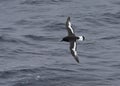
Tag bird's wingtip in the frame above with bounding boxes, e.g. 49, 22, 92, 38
67, 16, 70, 21
74, 56, 79, 63
76, 59, 79, 63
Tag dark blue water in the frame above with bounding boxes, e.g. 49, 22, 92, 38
0, 0, 120, 86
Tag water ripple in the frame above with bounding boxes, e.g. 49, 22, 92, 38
0, 35, 18, 43
0, 35, 42, 47
0, 66, 75, 79
0, 27, 15, 31
0, 66, 103, 86
21, 0, 71, 5
15, 19, 33, 26
43, 22, 65, 31
100, 12, 120, 24
23, 34, 57, 41
0, 0, 120, 86
83, 17, 105, 26
100, 35, 120, 40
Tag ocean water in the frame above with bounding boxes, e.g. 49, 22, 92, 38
0, 0, 120, 86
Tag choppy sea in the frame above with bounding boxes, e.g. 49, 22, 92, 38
0, 0, 120, 86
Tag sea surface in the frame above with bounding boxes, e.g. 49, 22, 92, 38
0, 0, 120, 86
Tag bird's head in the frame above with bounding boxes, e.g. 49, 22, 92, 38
78, 36, 85, 41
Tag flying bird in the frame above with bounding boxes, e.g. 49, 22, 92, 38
61, 17, 85, 63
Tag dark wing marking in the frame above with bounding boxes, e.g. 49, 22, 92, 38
66, 17, 75, 36
70, 41, 79, 63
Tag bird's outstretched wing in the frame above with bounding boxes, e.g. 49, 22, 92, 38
66, 17, 75, 36
70, 41, 79, 63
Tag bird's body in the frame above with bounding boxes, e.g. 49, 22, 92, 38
62, 36, 79, 42
61, 17, 85, 63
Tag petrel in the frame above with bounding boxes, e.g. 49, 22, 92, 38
61, 17, 85, 63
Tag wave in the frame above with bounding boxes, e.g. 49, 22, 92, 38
0, 27, 14, 31
100, 12, 120, 24
0, 66, 75, 79
23, 34, 58, 41
20, 0, 71, 5
0, 35, 36, 46
43, 21, 65, 30
100, 35, 120, 40
2, 66, 102, 86
15, 19, 33, 26
0, 35, 19, 43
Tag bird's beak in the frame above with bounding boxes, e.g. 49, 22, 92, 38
83, 36, 85, 40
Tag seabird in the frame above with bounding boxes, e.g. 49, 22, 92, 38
61, 17, 85, 63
